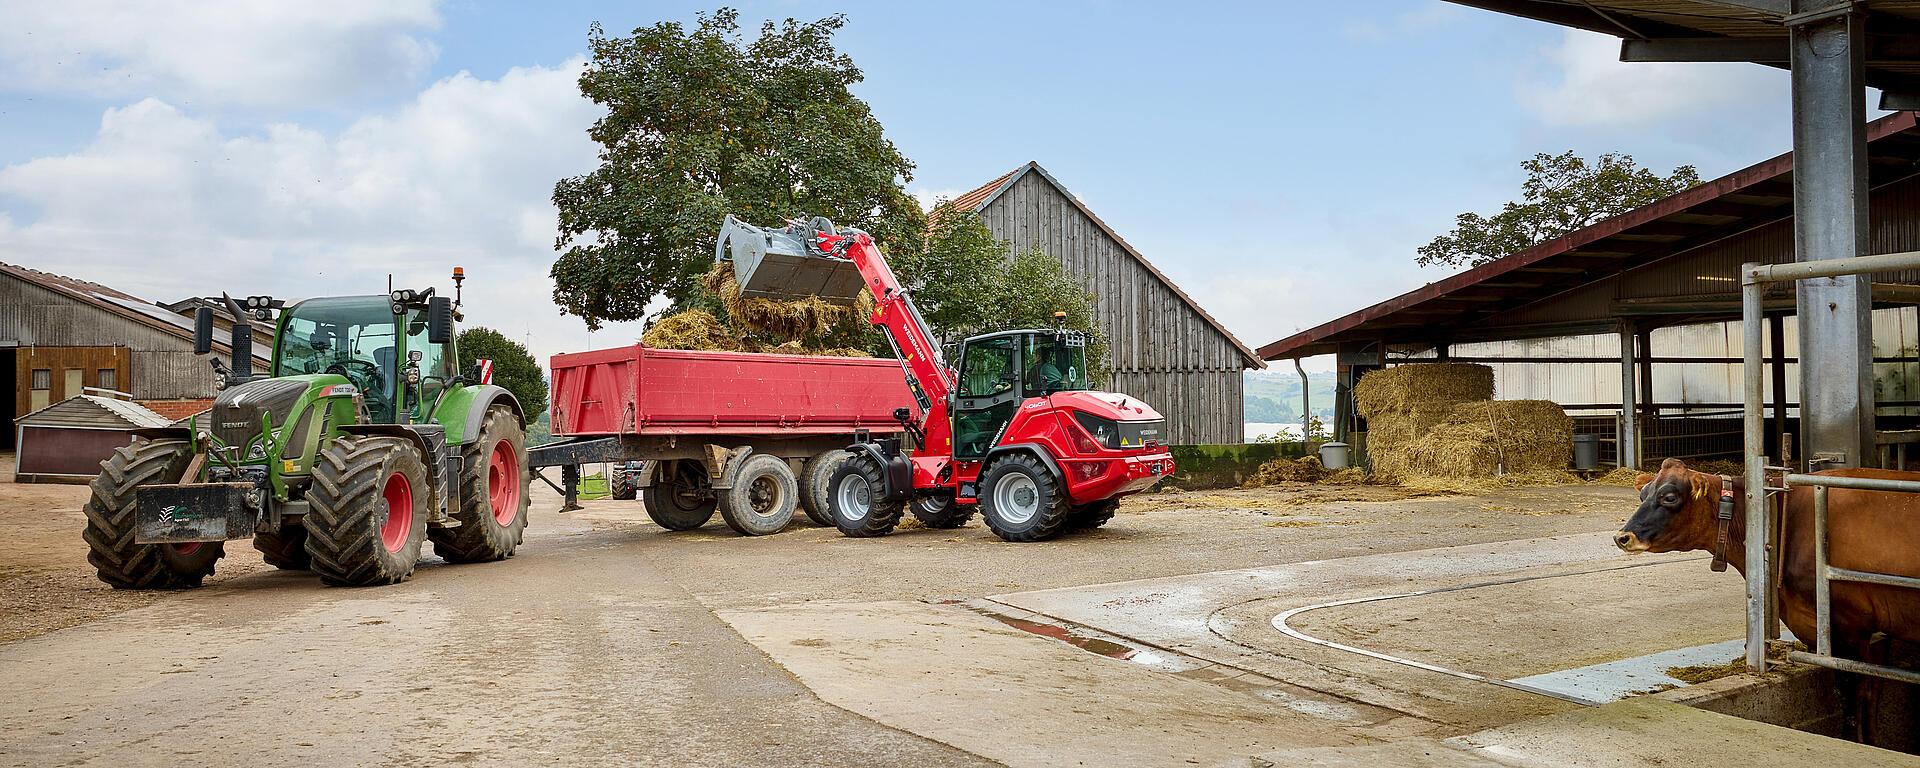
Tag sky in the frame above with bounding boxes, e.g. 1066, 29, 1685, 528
0, 1, 1815, 371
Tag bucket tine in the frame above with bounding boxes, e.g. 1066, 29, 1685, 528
716, 215, 865, 305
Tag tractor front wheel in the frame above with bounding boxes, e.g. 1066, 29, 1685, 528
430, 405, 530, 563
979, 452, 1072, 542
82, 438, 226, 589
827, 454, 903, 538
304, 436, 428, 587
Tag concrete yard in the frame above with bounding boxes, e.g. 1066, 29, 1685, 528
0, 459, 1901, 767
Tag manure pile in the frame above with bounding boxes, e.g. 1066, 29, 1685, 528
641, 263, 873, 355
1355, 363, 1574, 487
1242, 455, 1366, 487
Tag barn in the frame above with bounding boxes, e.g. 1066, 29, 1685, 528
942, 162, 1264, 444
1, 262, 269, 452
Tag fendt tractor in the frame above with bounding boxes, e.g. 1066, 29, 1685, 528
715, 215, 1176, 542
82, 269, 531, 588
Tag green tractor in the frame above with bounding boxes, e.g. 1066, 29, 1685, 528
82, 269, 531, 588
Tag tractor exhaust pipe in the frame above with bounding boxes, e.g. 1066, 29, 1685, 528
221, 293, 254, 382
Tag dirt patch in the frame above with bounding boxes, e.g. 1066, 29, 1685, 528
1128, 485, 1445, 513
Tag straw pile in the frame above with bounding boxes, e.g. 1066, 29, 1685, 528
702, 262, 873, 339
1405, 400, 1573, 479
1242, 456, 1369, 487
1354, 364, 1495, 480
640, 310, 742, 352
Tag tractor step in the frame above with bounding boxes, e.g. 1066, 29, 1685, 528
715, 215, 865, 305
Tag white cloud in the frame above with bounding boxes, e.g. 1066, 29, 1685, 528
0, 58, 653, 366
0, 0, 442, 107
1519, 29, 1786, 127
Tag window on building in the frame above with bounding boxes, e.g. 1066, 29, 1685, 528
30, 369, 50, 390
96, 368, 117, 390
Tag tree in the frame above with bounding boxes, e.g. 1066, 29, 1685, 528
551, 9, 923, 329
1416, 151, 1700, 269
457, 327, 549, 422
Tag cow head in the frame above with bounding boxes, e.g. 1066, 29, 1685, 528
1614, 458, 1723, 553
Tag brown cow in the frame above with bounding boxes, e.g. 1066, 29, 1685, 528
1614, 458, 1920, 658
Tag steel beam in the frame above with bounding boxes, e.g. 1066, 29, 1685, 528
1742, 265, 1771, 671
1619, 320, 1640, 469
1790, 7, 1874, 469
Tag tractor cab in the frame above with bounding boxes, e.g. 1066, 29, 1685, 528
272, 294, 455, 424
951, 326, 1091, 458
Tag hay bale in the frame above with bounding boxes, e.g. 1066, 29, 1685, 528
1404, 400, 1573, 479
640, 310, 742, 352
1353, 364, 1495, 480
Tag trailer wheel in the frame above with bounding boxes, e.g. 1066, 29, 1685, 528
979, 452, 1071, 542
798, 450, 848, 526
253, 527, 311, 570
1068, 499, 1120, 530
827, 454, 903, 537
717, 454, 798, 536
304, 436, 428, 587
82, 438, 227, 589
643, 461, 717, 531
430, 405, 530, 563
910, 496, 972, 529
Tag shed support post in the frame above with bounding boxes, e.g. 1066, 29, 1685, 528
1619, 320, 1640, 469
1790, 5, 1874, 469
1769, 314, 1790, 463
1636, 328, 1654, 419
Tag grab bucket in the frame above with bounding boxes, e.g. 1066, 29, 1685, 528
715, 215, 865, 305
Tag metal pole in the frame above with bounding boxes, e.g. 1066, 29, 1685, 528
1814, 484, 1831, 657
1295, 357, 1311, 443
1620, 320, 1640, 469
1769, 314, 1789, 463
1742, 263, 1770, 672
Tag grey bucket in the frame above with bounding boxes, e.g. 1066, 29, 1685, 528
1319, 442, 1352, 471
715, 214, 866, 305
1573, 434, 1601, 471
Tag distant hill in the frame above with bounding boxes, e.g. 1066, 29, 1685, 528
1244, 369, 1336, 423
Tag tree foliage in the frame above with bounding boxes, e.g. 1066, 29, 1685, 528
1417, 151, 1700, 269
456, 327, 549, 422
551, 8, 923, 329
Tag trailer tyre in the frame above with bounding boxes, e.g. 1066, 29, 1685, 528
799, 450, 848, 526
430, 405, 530, 563
910, 496, 972, 529
717, 454, 798, 536
979, 452, 1071, 542
82, 438, 227, 589
253, 527, 311, 570
304, 436, 428, 587
643, 461, 717, 531
827, 454, 903, 537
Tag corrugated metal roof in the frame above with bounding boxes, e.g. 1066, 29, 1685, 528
19, 395, 174, 429
0, 261, 271, 363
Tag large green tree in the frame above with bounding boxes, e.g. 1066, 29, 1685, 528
456, 327, 549, 422
551, 9, 923, 329
1417, 151, 1700, 269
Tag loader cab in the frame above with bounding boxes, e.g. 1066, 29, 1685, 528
951, 329, 1091, 458
272, 295, 455, 424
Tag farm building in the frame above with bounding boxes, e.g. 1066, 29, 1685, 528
1, 262, 269, 451
941, 162, 1264, 444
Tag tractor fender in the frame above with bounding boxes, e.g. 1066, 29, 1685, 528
984, 443, 1065, 486
844, 441, 912, 501
441, 384, 524, 446
337, 424, 453, 516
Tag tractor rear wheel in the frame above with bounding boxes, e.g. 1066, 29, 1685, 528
717, 454, 798, 536
430, 405, 530, 563
979, 452, 1071, 542
643, 461, 717, 531
253, 527, 311, 569
827, 454, 903, 537
798, 449, 847, 526
910, 496, 972, 529
82, 438, 226, 589
1068, 499, 1120, 530
304, 436, 428, 587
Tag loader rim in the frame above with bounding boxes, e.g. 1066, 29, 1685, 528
488, 439, 521, 525
993, 474, 1040, 525
837, 474, 872, 522
380, 471, 414, 554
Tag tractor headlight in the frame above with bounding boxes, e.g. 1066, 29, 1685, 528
1072, 412, 1122, 451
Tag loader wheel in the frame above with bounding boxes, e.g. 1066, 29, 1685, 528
253, 527, 311, 570
717, 454, 798, 536
82, 438, 227, 589
643, 461, 717, 531
827, 454, 903, 537
910, 496, 972, 529
979, 452, 1071, 542
430, 405, 530, 563
304, 436, 428, 587
1068, 499, 1120, 530
798, 450, 848, 526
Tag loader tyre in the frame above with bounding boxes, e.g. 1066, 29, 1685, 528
979, 452, 1071, 542
827, 454, 903, 537
643, 461, 717, 531
799, 450, 848, 526
304, 436, 428, 587
430, 405, 529, 563
83, 438, 226, 589
910, 496, 972, 529
717, 454, 798, 536
253, 527, 311, 569
1068, 499, 1120, 530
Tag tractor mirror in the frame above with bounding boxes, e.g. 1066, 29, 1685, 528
193, 307, 214, 355
427, 296, 453, 345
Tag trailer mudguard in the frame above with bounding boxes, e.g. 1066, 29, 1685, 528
846, 440, 913, 501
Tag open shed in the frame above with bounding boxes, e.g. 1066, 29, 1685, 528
14, 395, 174, 483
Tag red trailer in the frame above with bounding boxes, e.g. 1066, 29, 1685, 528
530, 344, 910, 536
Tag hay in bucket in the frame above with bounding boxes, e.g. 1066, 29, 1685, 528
1353, 363, 1495, 481
640, 309, 741, 352
703, 262, 873, 340
1404, 399, 1573, 479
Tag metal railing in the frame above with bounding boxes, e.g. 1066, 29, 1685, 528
1742, 250, 1920, 681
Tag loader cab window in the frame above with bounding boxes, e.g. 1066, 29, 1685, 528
954, 336, 1020, 459
274, 296, 398, 422
958, 337, 1016, 397
1023, 333, 1089, 397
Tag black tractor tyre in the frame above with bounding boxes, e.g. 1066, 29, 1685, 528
798, 450, 847, 526
643, 461, 717, 531
717, 454, 799, 536
910, 496, 973, 529
609, 464, 639, 501
253, 527, 312, 570
430, 405, 530, 563
978, 452, 1072, 543
82, 438, 227, 589
304, 436, 429, 587
827, 454, 904, 538
1068, 499, 1120, 530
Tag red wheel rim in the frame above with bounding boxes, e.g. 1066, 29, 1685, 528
488, 440, 521, 525
380, 470, 414, 553
169, 542, 202, 556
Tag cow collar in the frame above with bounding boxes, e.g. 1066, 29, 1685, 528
1711, 474, 1737, 573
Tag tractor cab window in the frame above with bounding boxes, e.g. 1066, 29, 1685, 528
275, 297, 398, 422
1023, 333, 1089, 397
402, 308, 451, 419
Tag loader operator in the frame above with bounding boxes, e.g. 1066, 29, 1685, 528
1027, 342, 1071, 394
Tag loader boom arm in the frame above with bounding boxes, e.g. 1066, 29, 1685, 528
810, 227, 956, 455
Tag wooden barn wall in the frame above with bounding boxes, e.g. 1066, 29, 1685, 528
0, 276, 213, 401
978, 172, 1246, 444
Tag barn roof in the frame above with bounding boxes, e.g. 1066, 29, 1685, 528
0, 261, 270, 363
936, 162, 1264, 367
1259, 110, 1920, 360
19, 395, 175, 430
